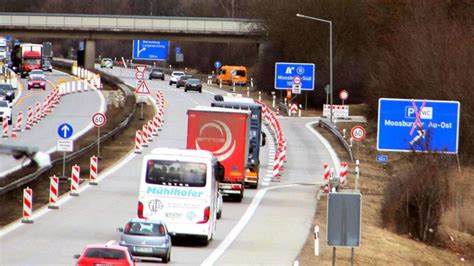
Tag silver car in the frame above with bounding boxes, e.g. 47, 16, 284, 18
118, 218, 171, 263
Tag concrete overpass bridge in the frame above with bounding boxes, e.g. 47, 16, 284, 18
0, 13, 265, 68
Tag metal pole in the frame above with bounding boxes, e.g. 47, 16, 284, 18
305, 91, 308, 110
140, 102, 144, 120
351, 248, 355, 266
332, 247, 336, 266
329, 21, 333, 124
62, 151, 66, 178
97, 127, 101, 160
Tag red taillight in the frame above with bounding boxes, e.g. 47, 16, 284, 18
137, 201, 144, 218
231, 184, 241, 190
197, 206, 210, 224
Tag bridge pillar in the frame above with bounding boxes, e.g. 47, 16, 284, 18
256, 42, 268, 65
84, 39, 96, 70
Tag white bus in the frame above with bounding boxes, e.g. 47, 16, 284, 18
137, 148, 224, 245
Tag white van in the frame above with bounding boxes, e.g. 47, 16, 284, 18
137, 148, 224, 245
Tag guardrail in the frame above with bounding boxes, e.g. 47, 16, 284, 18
0, 73, 136, 195
0, 13, 259, 34
318, 118, 354, 163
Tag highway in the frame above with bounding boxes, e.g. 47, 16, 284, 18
0, 70, 105, 177
0, 66, 339, 265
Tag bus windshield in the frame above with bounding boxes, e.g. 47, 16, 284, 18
146, 160, 207, 187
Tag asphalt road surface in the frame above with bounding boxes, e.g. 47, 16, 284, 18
0, 65, 339, 265
0, 70, 105, 177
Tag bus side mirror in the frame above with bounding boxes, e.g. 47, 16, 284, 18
261, 132, 266, 147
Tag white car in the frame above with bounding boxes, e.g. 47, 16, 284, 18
169, 71, 185, 86
29, 69, 45, 80
0, 100, 12, 125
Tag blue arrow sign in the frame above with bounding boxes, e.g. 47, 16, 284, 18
175, 47, 181, 54
275, 62, 315, 91
376, 155, 388, 164
57, 123, 74, 139
132, 40, 169, 61
214, 61, 222, 69
377, 98, 460, 153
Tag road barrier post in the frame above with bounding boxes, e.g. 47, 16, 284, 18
343, 128, 346, 139
90, 155, 98, 185
299, 104, 302, 117
340, 162, 347, 185
135, 130, 142, 154
314, 225, 320, 256
251, 77, 254, 88
258, 91, 261, 101
70, 164, 80, 196
272, 95, 276, 108
26, 106, 33, 130
21, 187, 33, 223
48, 175, 59, 209
2, 117, 8, 138
141, 126, 149, 148
247, 86, 250, 97
232, 82, 236, 92
15, 112, 23, 132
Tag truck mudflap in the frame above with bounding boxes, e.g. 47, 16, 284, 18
219, 183, 244, 201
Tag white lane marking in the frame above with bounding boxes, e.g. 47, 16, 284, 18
200, 184, 300, 266
105, 240, 116, 246
261, 182, 269, 186
0, 75, 107, 177
263, 177, 271, 181
305, 121, 340, 176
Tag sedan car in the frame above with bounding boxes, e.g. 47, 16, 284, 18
27, 76, 46, 90
184, 78, 202, 93
42, 60, 53, 72
101, 58, 114, 69
74, 244, 135, 266
169, 71, 185, 85
29, 69, 45, 80
149, 68, 165, 80
0, 84, 15, 102
176, 75, 193, 88
118, 218, 171, 263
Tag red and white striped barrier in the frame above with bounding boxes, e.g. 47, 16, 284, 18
34, 102, 41, 124
148, 120, 158, 137
90, 155, 98, 185
49, 175, 59, 209
14, 112, 23, 132
153, 115, 162, 131
2, 117, 8, 138
70, 164, 80, 196
21, 187, 33, 223
289, 103, 298, 116
141, 125, 149, 147
340, 162, 347, 185
26, 106, 33, 130
323, 163, 330, 193
134, 130, 142, 154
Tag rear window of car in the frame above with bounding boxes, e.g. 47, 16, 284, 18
152, 69, 163, 73
84, 248, 126, 259
187, 79, 200, 84
0, 84, 12, 90
173, 72, 185, 76
124, 221, 166, 236
30, 70, 43, 75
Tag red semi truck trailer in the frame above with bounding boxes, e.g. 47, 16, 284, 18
187, 106, 250, 202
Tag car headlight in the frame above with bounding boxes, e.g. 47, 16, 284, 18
119, 240, 127, 245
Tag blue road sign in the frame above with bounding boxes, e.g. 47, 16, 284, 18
57, 123, 74, 139
376, 155, 388, 164
132, 40, 169, 60
78, 41, 84, 51
5, 36, 11, 41
175, 47, 181, 54
214, 61, 222, 69
377, 98, 460, 153
275, 62, 315, 91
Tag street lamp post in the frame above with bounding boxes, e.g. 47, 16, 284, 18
296, 13, 334, 123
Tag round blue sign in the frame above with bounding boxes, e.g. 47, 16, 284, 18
57, 123, 74, 139
214, 61, 222, 69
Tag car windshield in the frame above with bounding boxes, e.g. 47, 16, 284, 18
146, 160, 207, 187
180, 76, 191, 81
0, 84, 12, 90
30, 70, 43, 75
0, 101, 9, 107
173, 72, 185, 76
124, 221, 166, 237
84, 248, 126, 259
187, 79, 200, 85
31, 77, 44, 81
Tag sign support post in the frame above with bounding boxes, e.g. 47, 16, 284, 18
62, 151, 66, 179
92, 113, 107, 160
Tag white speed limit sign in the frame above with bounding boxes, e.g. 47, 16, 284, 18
92, 113, 107, 128
351, 126, 366, 141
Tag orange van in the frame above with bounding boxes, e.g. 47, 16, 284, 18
217, 66, 248, 86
